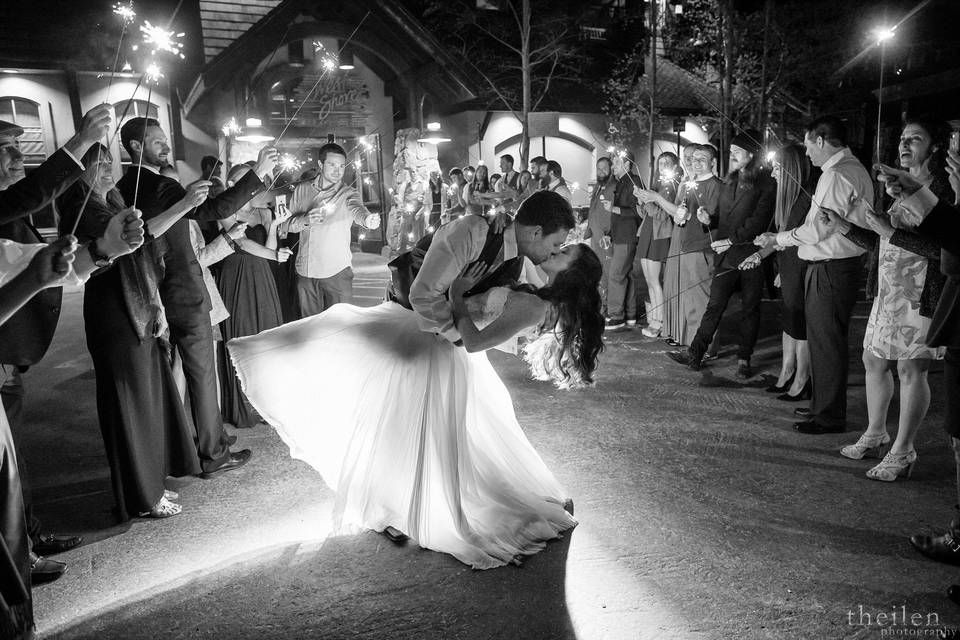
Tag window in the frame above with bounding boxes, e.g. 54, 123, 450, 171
112, 99, 160, 164
0, 97, 46, 168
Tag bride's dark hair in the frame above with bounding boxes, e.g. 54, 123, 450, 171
515, 244, 605, 388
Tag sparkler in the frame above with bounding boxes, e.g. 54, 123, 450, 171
140, 21, 186, 59
113, 1, 136, 25
279, 154, 301, 174
222, 117, 242, 137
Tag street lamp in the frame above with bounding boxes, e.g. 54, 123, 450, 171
235, 117, 275, 143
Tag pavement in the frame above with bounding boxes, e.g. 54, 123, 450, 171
14, 251, 960, 640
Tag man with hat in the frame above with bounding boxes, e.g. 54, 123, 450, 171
667, 129, 776, 378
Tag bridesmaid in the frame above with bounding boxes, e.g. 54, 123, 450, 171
216, 164, 291, 429
58, 144, 204, 520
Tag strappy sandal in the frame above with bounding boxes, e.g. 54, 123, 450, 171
139, 496, 182, 519
163, 489, 179, 501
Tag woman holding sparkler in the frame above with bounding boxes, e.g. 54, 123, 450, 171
636, 152, 679, 337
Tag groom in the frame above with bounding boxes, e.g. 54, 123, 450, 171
409, 189, 575, 344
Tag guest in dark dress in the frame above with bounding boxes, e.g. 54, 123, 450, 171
216, 164, 291, 428
59, 144, 205, 521
740, 143, 814, 400
636, 152, 678, 337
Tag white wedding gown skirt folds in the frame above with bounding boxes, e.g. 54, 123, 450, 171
228, 288, 576, 569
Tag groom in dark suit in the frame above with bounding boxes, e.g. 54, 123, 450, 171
117, 117, 277, 478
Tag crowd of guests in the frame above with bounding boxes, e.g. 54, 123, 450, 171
0, 106, 380, 638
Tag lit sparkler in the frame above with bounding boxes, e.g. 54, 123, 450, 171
222, 117, 242, 137
765, 151, 777, 163
144, 62, 164, 84
113, 1, 136, 25
661, 169, 676, 183
140, 21, 186, 59
279, 154, 301, 173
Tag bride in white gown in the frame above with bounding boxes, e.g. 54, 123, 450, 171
228, 243, 604, 569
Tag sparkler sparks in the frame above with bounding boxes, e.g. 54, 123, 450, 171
279, 154, 301, 173
222, 117, 242, 137
113, 1, 136, 25
661, 169, 676, 183
140, 21, 186, 59
144, 62, 164, 84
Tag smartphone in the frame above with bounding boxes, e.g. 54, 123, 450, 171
950, 131, 959, 154
275, 194, 288, 219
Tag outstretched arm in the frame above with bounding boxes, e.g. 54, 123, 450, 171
450, 268, 546, 353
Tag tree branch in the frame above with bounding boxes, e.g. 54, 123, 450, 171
530, 53, 559, 111
469, 17, 522, 56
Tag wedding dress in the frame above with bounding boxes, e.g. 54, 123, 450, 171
228, 287, 576, 569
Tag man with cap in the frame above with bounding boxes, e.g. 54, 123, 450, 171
666, 129, 776, 378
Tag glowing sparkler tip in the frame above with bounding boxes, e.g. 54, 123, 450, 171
140, 20, 185, 58
144, 62, 164, 84
113, 1, 136, 25
661, 169, 676, 182
766, 151, 777, 163
606, 145, 616, 153
570, 181, 580, 190
279, 154, 301, 173
222, 117, 242, 137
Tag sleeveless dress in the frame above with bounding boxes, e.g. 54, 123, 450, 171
227, 287, 577, 569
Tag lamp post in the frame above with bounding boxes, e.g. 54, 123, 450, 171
873, 25, 896, 162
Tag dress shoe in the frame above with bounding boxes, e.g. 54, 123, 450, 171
910, 530, 960, 565
605, 318, 625, 331
794, 420, 845, 434
840, 431, 891, 460
736, 359, 752, 379
778, 380, 812, 402
200, 449, 252, 479
702, 351, 719, 363
383, 525, 409, 543
866, 450, 917, 482
666, 350, 702, 371
30, 552, 66, 584
33, 533, 82, 556
794, 407, 811, 417
765, 374, 795, 393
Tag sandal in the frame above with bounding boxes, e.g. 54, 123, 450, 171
139, 496, 182, 519
163, 489, 179, 501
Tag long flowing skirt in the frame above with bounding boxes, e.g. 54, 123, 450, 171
663, 248, 712, 346
228, 302, 576, 569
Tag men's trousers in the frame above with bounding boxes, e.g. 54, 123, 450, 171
689, 262, 763, 361
804, 257, 860, 428
168, 315, 230, 473
607, 241, 638, 322
297, 267, 354, 318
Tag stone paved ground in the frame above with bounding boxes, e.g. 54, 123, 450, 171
16, 253, 960, 640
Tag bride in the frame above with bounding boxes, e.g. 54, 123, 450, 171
228, 242, 604, 569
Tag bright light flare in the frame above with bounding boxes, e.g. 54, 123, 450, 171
279, 154, 301, 173
222, 117, 242, 137
144, 62, 164, 84
140, 21, 186, 59
661, 169, 676, 182
113, 1, 136, 25
606, 145, 616, 153
874, 26, 896, 44
765, 151, 777, 163
570, 181, 580, 190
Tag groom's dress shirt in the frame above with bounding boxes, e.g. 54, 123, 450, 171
410, 215, 517, 343
774, 148, 873, 261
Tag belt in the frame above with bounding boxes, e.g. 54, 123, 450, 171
803, 255, 860, 264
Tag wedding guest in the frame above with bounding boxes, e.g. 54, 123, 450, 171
117, 116, 271, 477
59, 144, 206, 520
756, 116, 874, 434
836, 117, 950, 480
635, 152, 678, 338
445, 168, 466, 221
584, 157, 616, 317
282, 142, 380, 317
465, 164, 494, 217
544, 160, 572, 204
606, 150, 642, 330
428, 169, 445, 230
739, 143, 813, 401
666, 130, 776, 378
216, 164, 292, 429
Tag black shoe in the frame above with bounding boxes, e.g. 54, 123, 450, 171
948, 585, 960, 606
794, 407, 811, 417
911, 530, 960, 566
383, 526, 408, 544
30, 552, 66, 585
765, 374, 795, 393
200, 449, 252, 479
736, 360, 752, 379
778, 380, 812, 402
794, 420, 845, 434
33, 533, 82, 556
605, 318, 625, 331
666, 350, 702, 371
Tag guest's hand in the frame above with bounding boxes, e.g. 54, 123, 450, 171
601, 198, 612, 212
182, 180, 211, 210
738, 252, 762, 270
253, 147, 279, 182
226, 221, 248, 241
634, 188, 657, 204
364, 213, 381, 229
450, 262, 489, 300
30, 236, 78, 285
875, 163, 923, 199
76, 105, 112, 146
308, 205, 329, 225
711, 239, 732, 254
273, 203, 292, 226
275, 247, 293, 263
754, 232, 778, 249
673, 204, 689, 226
865, 211, 895, 239
490, 209, 509, 234
947, 149, 960, 204
97, 207, 144, 259
774, 273, 782, 288
817, 206, 850, 236
696, 206, 711, 225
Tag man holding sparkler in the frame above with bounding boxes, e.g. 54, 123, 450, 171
283, 142, 381, 317
606, 149, 642, 331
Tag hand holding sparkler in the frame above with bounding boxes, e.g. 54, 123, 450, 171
710, 239, 732, 254
308, 203, 334, 225
31, 237, 78, 282
182, 180, 211, 210
738, 252, 762, 271
101, 207, 145, 258
364, 213, 381, 229
865, 210, 895, 239
64, 105, 113, 157
753, 232, 779, 249
253, 147, 279, 182
874, 163, 923, 199
633, 187, 658, 204
225, 221, 248, 241
696, 206, 711, 226
673, 203, 689, 227
816, 206, 851, 237
275, 247, 293, 263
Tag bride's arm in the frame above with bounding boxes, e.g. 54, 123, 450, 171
452, 290, 547, 353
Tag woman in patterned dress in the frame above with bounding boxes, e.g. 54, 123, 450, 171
840, 117, 950, 481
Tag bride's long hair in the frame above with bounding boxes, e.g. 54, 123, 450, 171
516, 244, 605, 388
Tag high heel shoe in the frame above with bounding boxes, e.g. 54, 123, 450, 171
765, 373, 795, 393
840, 431, 891, 460
777, 380, 811, 402
866, 450, 917, 482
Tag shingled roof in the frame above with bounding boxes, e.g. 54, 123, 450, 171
637, 57, 721, 117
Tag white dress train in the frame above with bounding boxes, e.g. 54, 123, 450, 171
227, 287, 576, 569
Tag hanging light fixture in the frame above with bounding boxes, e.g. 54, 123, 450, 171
235, 117, 275, 143
338, 44, 355, 70
417, 120, 450, 144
